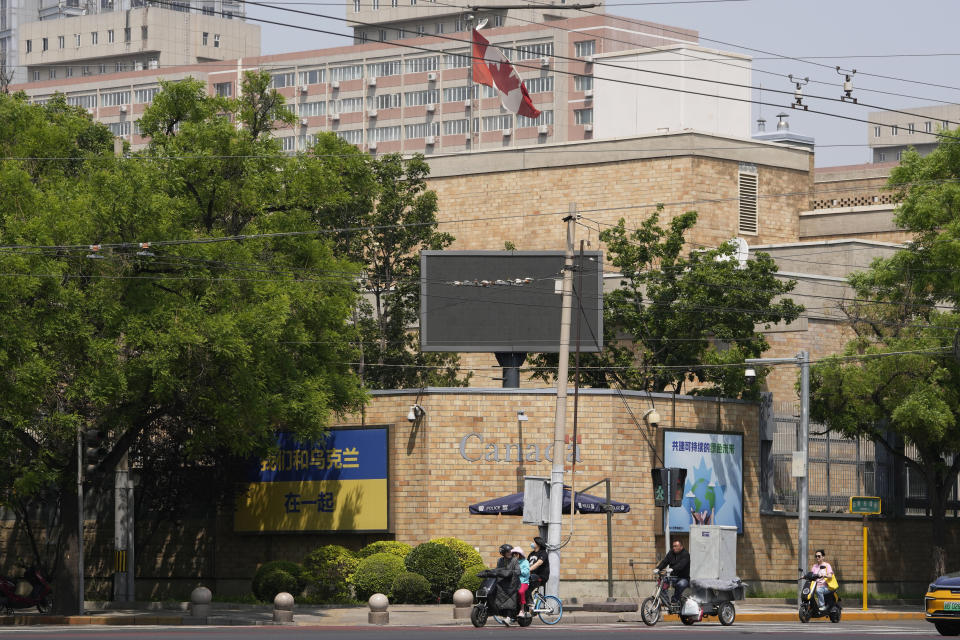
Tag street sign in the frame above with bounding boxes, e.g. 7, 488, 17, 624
850, 496, 881, 514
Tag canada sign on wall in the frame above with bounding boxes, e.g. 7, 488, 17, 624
234, 427, 388, 533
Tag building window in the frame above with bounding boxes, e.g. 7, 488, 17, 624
897, 150, 903, 161
353, 0, 359, 11
214, 34, 220, 47
213, 81, 232, 97
494, 14, 503, 26
202, 32, 208, 45
141, 26, 148, 40
48, 68, 56, 79
574, 75, 592, 91
907, 122, 915, 134
517, 42, 553, 60
405, 55, 439, 73
443, 118, 469, 135
91, 31, 98, 44
391, 0, 397, 6
943, 120, 951, 131
436, 22, 443, 34
203, 4, 214, 14
575, 40, 595, 57
873, 125, 880, 137
372, 0, 378, 8
454, 17, 463, 31
124, 27, 131, 42
738, 169, 758, 235
108, 29, 114, 43
378, 29, 386, 41
517, 109, 553, 127
134, 87, 159, 102
416, 24, 424, 35
58, 35, 65, 49
405, 121, 440, 139
925, 121, 933, 133
891, 125, 898, 136
482, 114, 512, 131
32, 70, 40, 81
82, 65, 91, 75
74, 33, 80, 47
524, 76, 553, 94
25, 39, 31, 53
330, 64, 363, 81
574, 108, 593, 125
878, 151, 886, 162
404, 88, 440, 106
42, 37, 48, 51
65, 66, 73, 77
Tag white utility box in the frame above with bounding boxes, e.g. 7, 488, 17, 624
689, 524, 738, 580
522, 476, 550, 525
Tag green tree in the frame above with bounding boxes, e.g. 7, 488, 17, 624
0, 76, 366, 613
810, 137, 960, 578
530, 208, 803, 397
311, 143, 469, 390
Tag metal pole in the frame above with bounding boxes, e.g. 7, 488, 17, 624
605, 479, 613, 599
467, 22, 474, 152
798, 350, 810, 602
546, 205, 576, 598
862, 514, 868, 610
76, 428, 84, 615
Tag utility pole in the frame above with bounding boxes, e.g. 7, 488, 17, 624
76, 427, 85, 615
114, 453, 135, 602
546, 204, 576, 598
746, 350, 809, 601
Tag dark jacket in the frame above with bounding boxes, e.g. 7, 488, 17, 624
528, 550, 550, 582
657, 548, 690, 580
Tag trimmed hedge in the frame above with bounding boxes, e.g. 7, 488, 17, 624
351, 552, 406, 601
457, 562, 488, 594
405, 542, 462, 602
302, 545, 358, 602
430, 537, 484, 571
356, 540, 413, 560
391, 571, 433, 604
252, 561, 307, 602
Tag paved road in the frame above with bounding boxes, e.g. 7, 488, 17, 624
0, 620, 939, 639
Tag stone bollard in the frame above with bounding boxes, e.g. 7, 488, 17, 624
273, 592, 295, 624
189, 586, 212, 618
452, 588, 473, 619
368, 593, 389, 625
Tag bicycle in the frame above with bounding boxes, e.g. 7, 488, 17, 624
492, 584, 563, 626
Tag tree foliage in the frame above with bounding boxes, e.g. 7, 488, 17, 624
810, 136, 960, 578
530, 208, 803, 397
0, 74, 376, 612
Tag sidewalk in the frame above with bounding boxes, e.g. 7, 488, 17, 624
0, 599, 926, 627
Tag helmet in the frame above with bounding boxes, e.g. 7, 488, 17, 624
499, 543, 513, 554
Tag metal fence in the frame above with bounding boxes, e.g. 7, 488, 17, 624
768, 402, 892, 514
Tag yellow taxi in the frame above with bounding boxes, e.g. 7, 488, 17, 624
926, 573, 960, 636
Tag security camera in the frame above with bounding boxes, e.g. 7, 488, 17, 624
744, 367, 756, 384
642, 409, 660, 428
407, 404, 424, 422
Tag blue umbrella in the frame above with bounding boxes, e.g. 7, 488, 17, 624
468, 487, 630, 515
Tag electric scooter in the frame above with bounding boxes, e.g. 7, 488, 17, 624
0, 566, 53, 614
798, 568, 841, 623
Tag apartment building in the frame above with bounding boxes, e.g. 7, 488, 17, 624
868, 103, 960, 163
1, 0, 254, 86
11, 13, 702, 154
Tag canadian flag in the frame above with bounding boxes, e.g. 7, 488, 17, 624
472, 29, 541, 119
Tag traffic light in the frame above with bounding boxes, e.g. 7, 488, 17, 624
84, 428, 106, 474
651, 468, 669, 507
669, 467, 687, 507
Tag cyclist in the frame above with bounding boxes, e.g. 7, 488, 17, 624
656, 539, 690, 606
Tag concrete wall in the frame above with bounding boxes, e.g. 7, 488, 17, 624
594, 45, 751, 141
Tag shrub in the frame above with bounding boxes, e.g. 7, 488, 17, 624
404, 542, 462, 602
351, 552, 406, 601
430, 537, 484, 571
356, 540, 413, 560
457, 562, 488, 594
391, 571, 433, 604
251, 561, 307, 602
302, 545, 359, 601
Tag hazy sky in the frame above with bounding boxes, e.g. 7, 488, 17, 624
245, 0, 960, 167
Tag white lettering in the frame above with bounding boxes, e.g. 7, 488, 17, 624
525, 443, 541, 462
484, 443, 500, 462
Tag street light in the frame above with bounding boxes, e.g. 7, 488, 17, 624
745, 351, 809, 602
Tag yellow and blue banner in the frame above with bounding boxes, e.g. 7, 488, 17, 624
234, 427, 389, 533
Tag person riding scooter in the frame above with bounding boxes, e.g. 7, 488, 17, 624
656, 539, 690, 606
798, 549, 841, 623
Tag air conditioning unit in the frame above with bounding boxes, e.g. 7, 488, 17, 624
368, 109, 378, 118
331, 80, 340, 89
538, 124, 549, 134
427, 72, 437, 81
87, 108, 95, 115
425, 103, 435, 113
464, 99, 471, 108
502, 128, 512, 136
584, 55, 594, 64
330, 112, 340, 120
119, 105, 127, 113
425, 135, 436, 145
465, 134, 472, 143
541, 56, 550, 67
300, 118, 308, 126
300, 84, 308, 93
584, 89, 593, 98
367, 77, 376, 87
584, 123, 593, 132
369, 141, 378, 150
